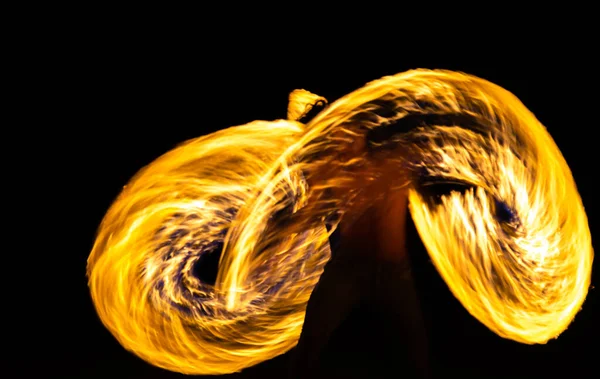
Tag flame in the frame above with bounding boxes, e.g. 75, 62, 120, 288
87, 69, 593, 375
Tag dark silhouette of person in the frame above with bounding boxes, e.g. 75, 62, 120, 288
288, 131, 431, 378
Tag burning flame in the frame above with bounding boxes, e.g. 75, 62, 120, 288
87, 69, 593, 375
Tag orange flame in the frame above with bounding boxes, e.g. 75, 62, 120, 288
87, 69, 593, 375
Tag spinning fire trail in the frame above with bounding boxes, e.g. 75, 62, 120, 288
87, 70, 593, 375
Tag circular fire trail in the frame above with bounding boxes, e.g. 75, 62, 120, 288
87, 70, 593, 375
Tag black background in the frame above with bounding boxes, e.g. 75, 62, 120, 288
35, 25, 598, 378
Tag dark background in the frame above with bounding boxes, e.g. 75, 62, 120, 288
38, 30, 597, 378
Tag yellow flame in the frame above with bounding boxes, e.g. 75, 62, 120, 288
287, 89, 327, 121
87, 69, 593, 375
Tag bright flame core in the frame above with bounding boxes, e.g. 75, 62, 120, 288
87, 69, 593, 375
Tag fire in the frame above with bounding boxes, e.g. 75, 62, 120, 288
87, 69, 593, 375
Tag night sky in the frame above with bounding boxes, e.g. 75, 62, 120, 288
41, 30, 598, 378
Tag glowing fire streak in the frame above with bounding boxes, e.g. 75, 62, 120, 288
87, 69, 593, 375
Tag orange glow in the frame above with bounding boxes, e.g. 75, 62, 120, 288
87, 70, 593, 375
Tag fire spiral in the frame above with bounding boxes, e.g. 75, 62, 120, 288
87, 69, 593, 375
